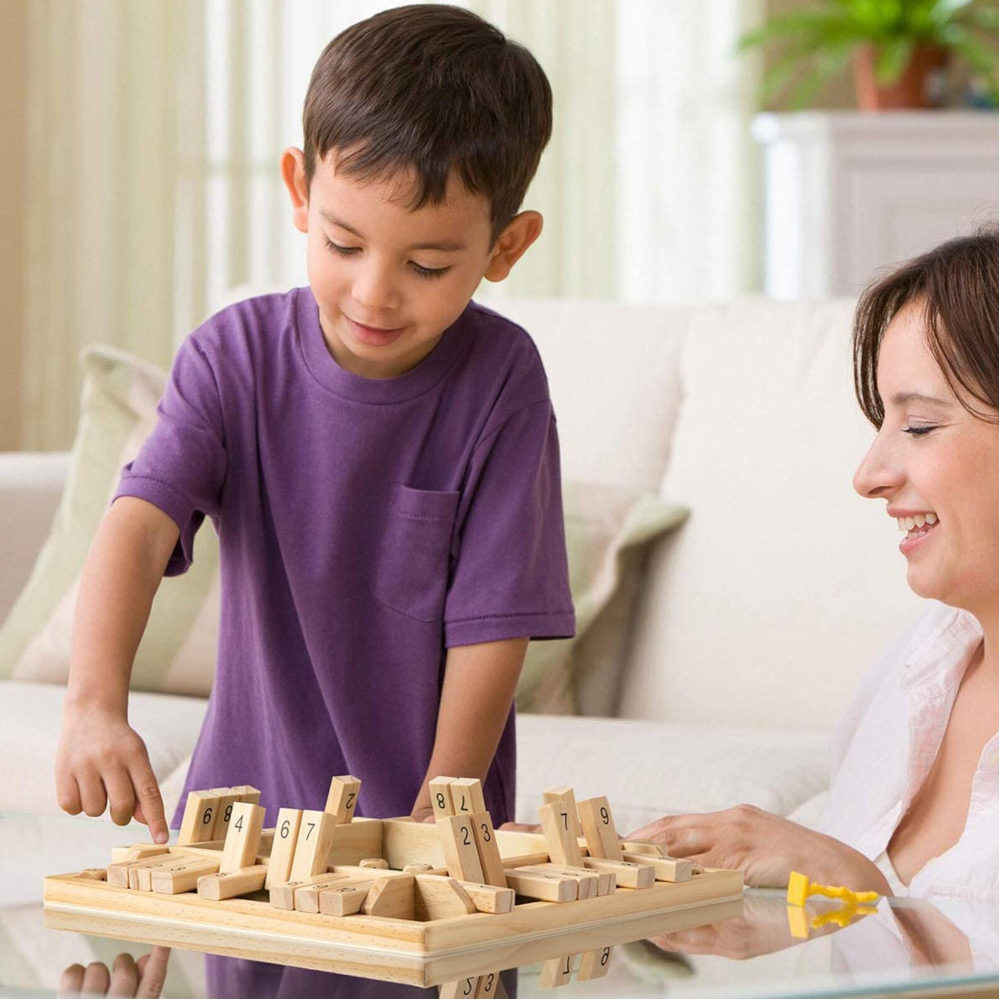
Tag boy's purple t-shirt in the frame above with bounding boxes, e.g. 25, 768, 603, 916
115, 287, 574, 828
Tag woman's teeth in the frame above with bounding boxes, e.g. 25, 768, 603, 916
897, 512, 938, 536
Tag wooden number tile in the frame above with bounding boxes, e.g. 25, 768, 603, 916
582, 857, 654, 889
538, 801, 584, 867
457, 881, 515, 914
197, 865, 267, 900
577, 946, 613, 981
502, 869, 577, 902
231, 785, 261, 806
318, 881, 378, 916
210, 788, 243, 841
76, 868, 107, 881
107, 859, 139, 888
361, 874, 415, 918
437, 815, 485, 883
289, 810, 337, 880
621, 851, 693, 881
620, 839, 666, 856
429, 776, 458, 820
539, 955, 575, 988
449, 778, 486, 815
413, 875, 476, 920
150, 858, 220, 894
474, 971, 500, 998
542, 786, 583, 839
359, 858, 389, 869
219, 802, 265, 873
269, 873, 341, 910
325, 775, 361, 823
469, 812, 507, 888
293, 875, 361, 913
515, 863, 600, 899
134, 856, 199, 891
122, 844, 170, 862
577, 796, 623, 860
265, 808, 302, 889
439, 977, 479, 999
177, 790, 223, 845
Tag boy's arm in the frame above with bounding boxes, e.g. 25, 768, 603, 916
411, 637, 529, 820
55, 496, 181, 844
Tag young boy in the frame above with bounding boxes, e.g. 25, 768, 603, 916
55, 5, 573, 851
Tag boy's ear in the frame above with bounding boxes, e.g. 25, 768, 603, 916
281, 147, 310, 234
484, 211, 543, 282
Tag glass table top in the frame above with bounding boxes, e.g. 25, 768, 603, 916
2, 811, 997, 999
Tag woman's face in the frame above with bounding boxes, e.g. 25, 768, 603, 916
853, 299, 999, 612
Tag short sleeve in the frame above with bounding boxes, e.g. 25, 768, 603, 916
443, 397, 575, 647
113, 334, 227, 576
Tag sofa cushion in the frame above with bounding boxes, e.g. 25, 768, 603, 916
622, 298, 924, 731
518, 483, 687, 714
0, 347, 222, 696
514, 713, 829, 833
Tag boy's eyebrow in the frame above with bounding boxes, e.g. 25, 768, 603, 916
889, 391, 954, 408
319, 210, 467, 252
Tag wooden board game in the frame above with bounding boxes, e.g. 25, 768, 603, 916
43, 778, 744, 989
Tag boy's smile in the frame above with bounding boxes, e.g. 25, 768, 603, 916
282, 148, 541, 380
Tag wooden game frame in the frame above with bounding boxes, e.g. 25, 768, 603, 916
44, 818, 743, 986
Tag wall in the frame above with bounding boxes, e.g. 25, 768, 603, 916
0, 0, 26, 450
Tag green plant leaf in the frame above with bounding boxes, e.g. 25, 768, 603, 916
875, 37, 915, 82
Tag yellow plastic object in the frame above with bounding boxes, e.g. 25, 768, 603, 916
812, 902, 877, 929
787, 904, 810, 939
787, 870, 881, 907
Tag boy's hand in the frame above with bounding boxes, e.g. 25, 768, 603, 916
56, 704, 168, 844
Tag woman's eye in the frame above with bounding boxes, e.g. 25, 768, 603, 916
409, 262, 451, 280
324, 236, 359, 256
902, 425, 937, 436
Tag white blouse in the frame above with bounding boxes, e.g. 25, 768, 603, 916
819, 602, 998, 903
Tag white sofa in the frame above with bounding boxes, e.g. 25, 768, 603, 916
0, 295, 924, 835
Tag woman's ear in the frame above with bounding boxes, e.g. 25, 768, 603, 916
484, 211, 544, 282
281, 147, 310, 234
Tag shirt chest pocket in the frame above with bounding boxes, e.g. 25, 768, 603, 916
371, 484, 461, 623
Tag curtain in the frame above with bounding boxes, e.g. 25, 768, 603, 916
21, 0, 761, 450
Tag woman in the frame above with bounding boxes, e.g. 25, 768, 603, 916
631, 226, 998, 902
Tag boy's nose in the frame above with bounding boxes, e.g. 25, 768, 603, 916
853, 432, 904, 500
353, 263, 399, 312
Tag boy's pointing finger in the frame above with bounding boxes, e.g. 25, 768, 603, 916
129, 762, 168, 845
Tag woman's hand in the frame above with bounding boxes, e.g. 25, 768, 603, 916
58, 947, 170, 998
629, 805, 892, 895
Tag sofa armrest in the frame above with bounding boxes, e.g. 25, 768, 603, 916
0, 452, 71, 622
515, 714, 829, 833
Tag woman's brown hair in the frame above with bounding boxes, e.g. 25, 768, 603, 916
852, 224, 999, 427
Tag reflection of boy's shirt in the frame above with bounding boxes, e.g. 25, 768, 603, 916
820, 602, 998, 903
114, 287, 575, 827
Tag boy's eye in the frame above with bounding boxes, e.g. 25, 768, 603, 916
323, 236, 450, 279
408, 262, 451, 280
902, 425, 938, 436
324, 236, 360, 257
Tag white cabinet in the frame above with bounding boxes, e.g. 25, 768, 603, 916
752, 111, 998, 299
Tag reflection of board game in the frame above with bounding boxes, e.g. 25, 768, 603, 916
44, 777, 743, 988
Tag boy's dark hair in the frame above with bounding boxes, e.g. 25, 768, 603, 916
303, 4, 552, 243
853, 223, 999, 427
